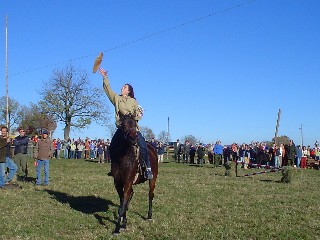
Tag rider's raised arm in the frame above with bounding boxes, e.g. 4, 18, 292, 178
103, 75, 118, 106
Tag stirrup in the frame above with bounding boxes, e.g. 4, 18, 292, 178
145, 169, 153, 180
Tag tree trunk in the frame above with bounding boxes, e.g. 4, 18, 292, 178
64, 123, 71, 141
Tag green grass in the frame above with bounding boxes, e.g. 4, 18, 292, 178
1, 156, 320, 240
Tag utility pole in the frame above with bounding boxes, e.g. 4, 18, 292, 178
166, 117, 169, 160
274, 109, 281, 145
5, 15, 9, 130
299, 124, 303, 147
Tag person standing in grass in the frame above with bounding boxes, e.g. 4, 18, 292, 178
183, 140, 191, 164
77, 141, 84, 159
0, 127, 12, 189
189, 144, 196, 164
97, 140, 104, 163
13, 127, 29, 181
34, 129, 54, 186
70, 141, 76, 159
1, 126, 18, 184
156, 141, 165, 163
286, 140, 296, 166
295, 145, 302, 168
213, 140, 223, 167
197, 143, 205, 165
56, 138, 62, 159
274, 144, 281, 168
104, 139, 110, 163
174, 139, 181, 163
89, 140, 95, 160
0, 138, 6, 189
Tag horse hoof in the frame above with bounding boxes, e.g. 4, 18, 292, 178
120, 226, 127, 232
112, 231, 120, 236
147, 218, 154, 222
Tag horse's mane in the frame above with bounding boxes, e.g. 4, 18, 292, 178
110, 114, 138, 163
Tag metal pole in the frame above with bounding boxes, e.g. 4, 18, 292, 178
5, 15, 9, 130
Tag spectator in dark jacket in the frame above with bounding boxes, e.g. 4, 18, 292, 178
197, 143, 205, 165
13, 127, 29, 180
223, 145, 231, 164
183, 140, 191, 164
156, 141, 165, 163
189, 145, 196, 164
286, 140, 296, 166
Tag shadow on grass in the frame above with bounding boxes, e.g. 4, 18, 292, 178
93, 213, 117, 226
188, 164, 214, 168
212, 173, 227, 177
84, 159, 98, 163
46, 190, 117, 215
260, 179, 284, 183
236, 177, 283, 183
17, 175, 36, 183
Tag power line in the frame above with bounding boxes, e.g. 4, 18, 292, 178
9, 0, 255, 77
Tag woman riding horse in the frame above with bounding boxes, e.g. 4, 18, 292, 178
99, 68, 153, 180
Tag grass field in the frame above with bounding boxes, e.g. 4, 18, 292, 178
1, 156, 319, 240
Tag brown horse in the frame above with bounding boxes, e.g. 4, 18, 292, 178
109, 115, 158, 235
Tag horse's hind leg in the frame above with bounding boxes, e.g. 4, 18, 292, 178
147, 179, 156, 220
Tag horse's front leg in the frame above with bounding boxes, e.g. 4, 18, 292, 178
147, 180, 155, 220
113, 180, 125, 235
120, 188, 134, 230
115, 184, 133, 234
114, 198, 127, 235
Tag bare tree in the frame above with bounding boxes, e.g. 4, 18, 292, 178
39, 64, 110, 140
158, 130, 169, 143
0, 96, 24, 132
107, 123, 117, 139
140, 126, 155, 142
182, 135, 198, 145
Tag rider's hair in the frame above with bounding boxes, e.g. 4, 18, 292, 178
125, 83, 135, 99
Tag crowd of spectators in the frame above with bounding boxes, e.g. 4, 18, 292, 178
170, 139, 320, 169
8, 130, 320, 168
48, 137, 112, 163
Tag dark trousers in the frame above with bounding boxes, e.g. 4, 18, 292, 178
214, 154, 222, 167
137, 132, 151, 169
190, 154, 195, 164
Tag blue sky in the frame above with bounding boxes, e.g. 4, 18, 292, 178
0, 0, 319, 146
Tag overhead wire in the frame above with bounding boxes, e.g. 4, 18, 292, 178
9, 0, 256, 77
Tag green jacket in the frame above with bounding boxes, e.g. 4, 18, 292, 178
103, 76, 142, 128
287, 144, 296, 160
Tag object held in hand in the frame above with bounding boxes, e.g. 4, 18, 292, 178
92, 52, 103, 73
137, 105, 144, 116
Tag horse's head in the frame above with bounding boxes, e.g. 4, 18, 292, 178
120, 114, 138, 145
